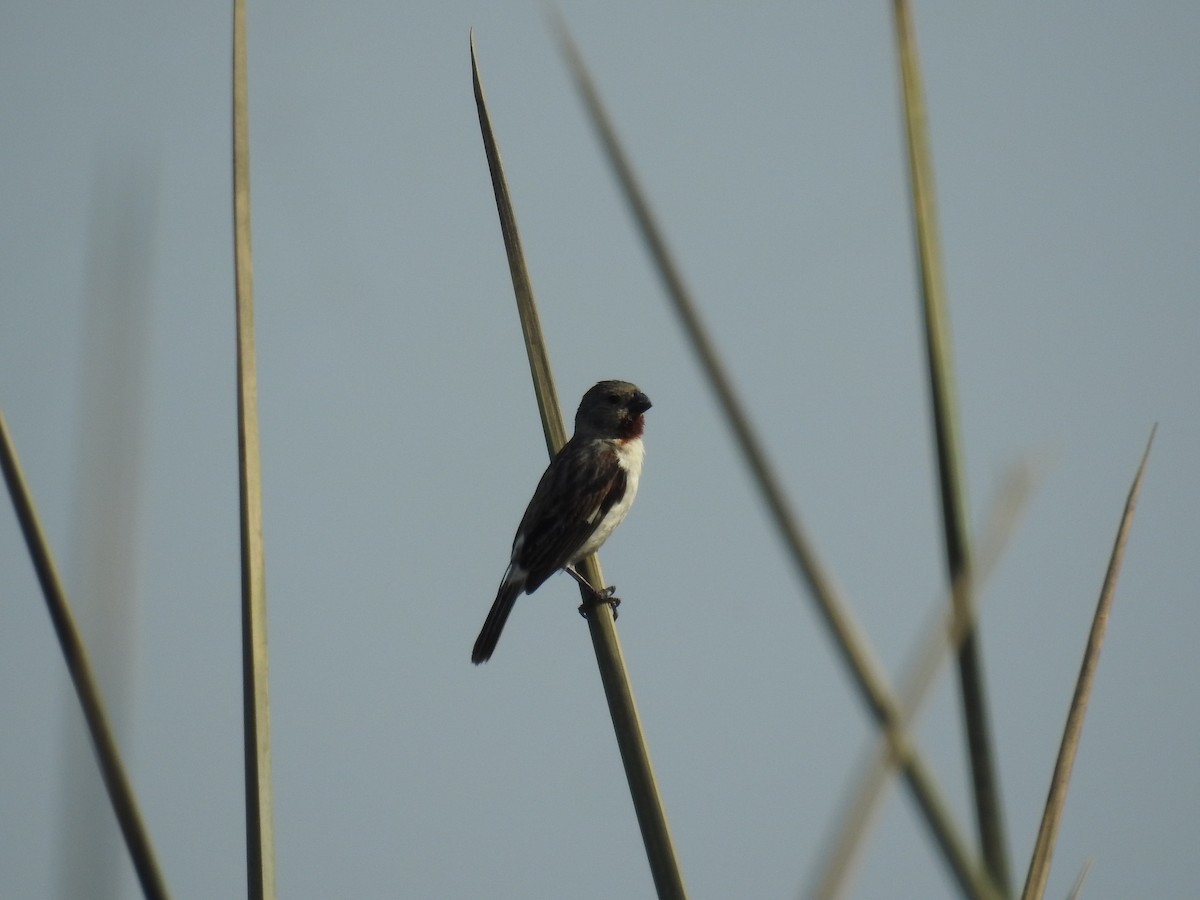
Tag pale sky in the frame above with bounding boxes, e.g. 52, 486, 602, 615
2, 3, 1197, 898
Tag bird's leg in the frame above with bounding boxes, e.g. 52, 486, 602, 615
564, 565, 620, 620
563, 564, 615, 599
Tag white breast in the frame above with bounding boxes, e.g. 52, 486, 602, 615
572, 437, 644, 562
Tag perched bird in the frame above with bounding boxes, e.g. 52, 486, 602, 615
472, 380, 652, 664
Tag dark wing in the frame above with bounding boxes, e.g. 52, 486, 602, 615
513, 439, 626, 592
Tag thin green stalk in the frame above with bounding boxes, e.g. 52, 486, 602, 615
891, 2, 1010, 891
0, 408, 169, 900
470, 34, 687, 900
1020, 429, 1155, 900
233, 2, 276, 897
549, 15, 997, 899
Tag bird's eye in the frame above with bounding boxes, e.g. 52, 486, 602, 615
607, 393, 621, 405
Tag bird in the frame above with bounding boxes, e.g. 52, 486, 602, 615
472, 380, 652, 664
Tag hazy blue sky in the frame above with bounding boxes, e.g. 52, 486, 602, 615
2, 3, 1196, 898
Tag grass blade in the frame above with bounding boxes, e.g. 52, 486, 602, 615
1020, 428, 1155, 900
891, 2, 1010, 889
233, 2, 276, 897
470, 34, 687, 900
549, 14, 997, 899
0, 408, 169, 899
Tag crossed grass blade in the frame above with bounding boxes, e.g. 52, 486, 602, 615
549, 12, 998, 899
811, 466, 1036, 899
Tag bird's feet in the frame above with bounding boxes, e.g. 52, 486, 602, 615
577, 591, 620, 620
565, 566, 620, 620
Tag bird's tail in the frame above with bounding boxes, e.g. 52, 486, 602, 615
472, 576, 522, 664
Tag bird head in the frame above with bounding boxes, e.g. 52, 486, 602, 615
575, 380, 652, 441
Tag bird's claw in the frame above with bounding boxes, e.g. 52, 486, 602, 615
578, 587, 621, 620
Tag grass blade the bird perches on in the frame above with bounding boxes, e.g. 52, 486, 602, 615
0, 408, 170, 900
470, 34, 687, 900
1020, 428, 1155, 900
812, 466, 1035, 900
549, 15, 997, 899
233, 3, 276, 898
891, 2, 1010, 890
468, 35, 564, 452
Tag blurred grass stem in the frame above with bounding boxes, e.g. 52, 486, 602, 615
59, 164, 156, 899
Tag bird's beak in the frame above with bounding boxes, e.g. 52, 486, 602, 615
630, 392, 652, 415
